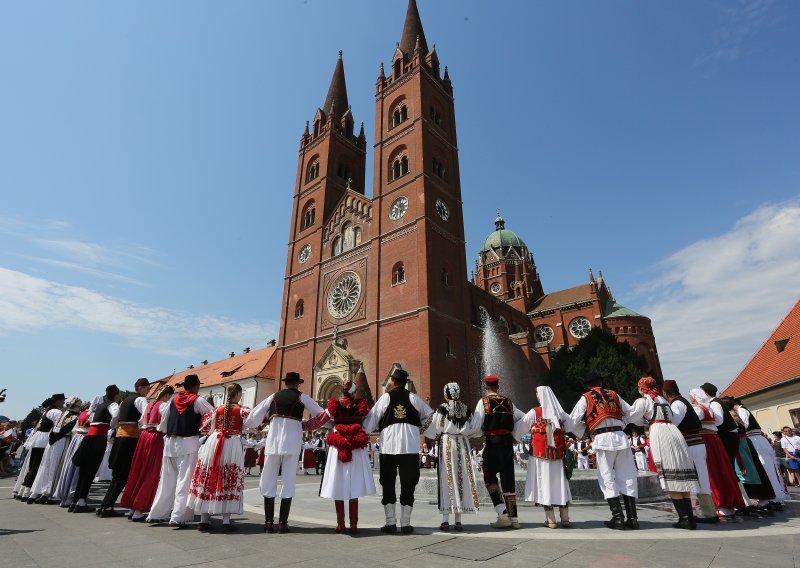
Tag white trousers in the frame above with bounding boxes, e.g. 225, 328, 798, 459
595, 448, 638, 499
260, 453, 299, 499
147, 451, 198, 523
577, 455, 589, 469
688, 444, 711, 495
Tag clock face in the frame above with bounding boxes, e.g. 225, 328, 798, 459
435, 198, 449, 221
298, 244, 311, 264
389, 196, 409, 220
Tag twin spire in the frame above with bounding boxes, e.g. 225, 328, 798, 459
399, 0, 428, 55
322, 50, 349, 124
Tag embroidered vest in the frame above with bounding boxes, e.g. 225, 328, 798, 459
379, 388, 421, 430
529, 407, 566, 461
582, 387, 623, 432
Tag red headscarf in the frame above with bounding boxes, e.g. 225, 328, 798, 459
637, 376, 661, 400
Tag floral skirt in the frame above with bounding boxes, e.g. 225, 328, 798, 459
187, 433, 245, 515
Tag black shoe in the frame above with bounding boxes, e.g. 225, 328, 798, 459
381, 524, 398, 534
400, 525, 414, 534
604, 498, 629, 530
130, 516, 146, 523
264, 521, 275, 533
277, 521, 289, 534
197, 523, 212, 532
26, 498, 36, 504
278, 498, 292, 533
73, 505, 95, 514
622, 495, 639, 530
67, 503, 76, 513
99, 508, 122, 518
696, 516, 720, 524
220, 524, 237, 533
34, 495, 50, 505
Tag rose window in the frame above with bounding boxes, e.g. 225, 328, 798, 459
535, 325, 554, 344
569, 317, 591, 339
327, 271, 362, 319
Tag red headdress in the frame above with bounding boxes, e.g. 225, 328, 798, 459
637, 376, 660, 400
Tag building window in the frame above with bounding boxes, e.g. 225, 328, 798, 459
391, 155, 409, 181
790, 409, 800, 429
337, 162, 350, 181
392, 105, 408, 128
393, 60, 401, 78
307, 160, 320, 182
445, 337, 453, 356
535, 325, 554, 344
430, 106, 442, 125
353, 226, 362, 246
294, 300, 304, 319
441, 268, 450, 286
332, 236, 342, 256
569, 317, 592, 339
392, 262, 406, 286
432, 157, 445, 179
301, 202, 315, 229
342, 222, 355, 252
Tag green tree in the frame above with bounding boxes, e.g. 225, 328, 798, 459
545, 328, 652, 408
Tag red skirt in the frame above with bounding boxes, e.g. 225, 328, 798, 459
119, 429, 164, 512
257, 447, 265, 467
244, 447, 258, 468
702, 432, 745, 510
303, 449, 316, 469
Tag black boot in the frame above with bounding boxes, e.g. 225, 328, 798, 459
671, 498, 691, 529
684, 498, 697, 530
278, 498, 292, 533
263, 497, 275, 533
604, 498, 628, 530
622, 495, 639, 530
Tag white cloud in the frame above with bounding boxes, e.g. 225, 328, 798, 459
696, 0, 777, 68
635, 200, 800, 392
0, 267, 276, 357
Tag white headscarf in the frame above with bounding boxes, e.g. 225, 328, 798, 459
443, 382, 470, 426
536, 385, 565, 426
690, 388, 710, 406
88, 395, 104, 415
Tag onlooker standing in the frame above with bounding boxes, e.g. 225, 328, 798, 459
772, 432, 790, 486
780, 426, 800, 487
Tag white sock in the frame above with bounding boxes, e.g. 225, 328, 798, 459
131, 510, 143, 519
77, 498, 86, 506
200, 513, 210, 524
441, 513, 449, 524
494, 503, 507, 516
222, 514, 231, 525
455, 513, 462, 524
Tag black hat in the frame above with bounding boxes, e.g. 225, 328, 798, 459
700, 382, 718, 396
284, 372, 303, 384
105, 384, 120, 398
181, 374, 202, 388
390, 368, 409, 384
134, 378, 150, 390
40, 398, 53, 408
51, 393, 66, 401
583, 372, 604, 386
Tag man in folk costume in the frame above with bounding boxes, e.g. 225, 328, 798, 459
121, 385, 174, 521
469, 375, 524, 529
362, 368, 433, 534
97, 378, 151, 517
28, 395, 81, 504
244, 371, 326, 534
515, 385, 573, 529
733, 398, 788, 509
147, 374, 214, 527
422, 382, 479, 532
662, 380, 718, 523
568, 373, 638, 530
688, 388, 745, 518
16, 394, 65, 502
320, 377, 375, 534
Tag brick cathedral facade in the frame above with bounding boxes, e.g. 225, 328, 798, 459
275, 0, 661, 408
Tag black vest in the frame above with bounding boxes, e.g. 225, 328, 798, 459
37, 411, 56, 433
743, 408, 761, 432
379, 388, 421, 430
166, 398, 202, 437
269, 388, 305, 421
118, 394, 143, 423
482, 394, 515, 435
49, 410, 78, 444
673, 396, 702, 434
93, 401, 113, 424
712, 397, 738, 433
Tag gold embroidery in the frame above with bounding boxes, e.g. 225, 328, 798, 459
394, 404, 407, 420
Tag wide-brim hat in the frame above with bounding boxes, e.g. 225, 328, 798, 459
51, 393, 66, 401
284, 371, 304, 384
180, 374, 202, 388
700, 382, 718, 396
390, 368, 409, 383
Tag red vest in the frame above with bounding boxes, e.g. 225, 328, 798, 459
529, 407, 566, 461
583, 387, 623, 432
212, 404, 244, 435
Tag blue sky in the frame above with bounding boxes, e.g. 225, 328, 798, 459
1, 1, 799, 418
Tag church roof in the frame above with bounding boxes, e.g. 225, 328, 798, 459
479, 215, 527, 254
530, 283, 595, 313
399, 0, 428, 55
322, 51, 349, 123
724, 300, 800, 398
603, 300, 643, 318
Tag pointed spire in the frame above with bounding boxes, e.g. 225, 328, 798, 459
322, 50, 349, 124
379, 62, 385, 79
303, 121, 310, 136
399, 0, 428, 55
358, 122, 365, 139
443, 66, 450, 81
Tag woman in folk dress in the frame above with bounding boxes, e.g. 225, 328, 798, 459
188, 383, 250, 532
423, 382, 480, 532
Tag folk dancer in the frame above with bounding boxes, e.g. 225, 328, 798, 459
320, 376, 375, 534
630, 429, 648, 471
96, 378, 151, 517
469, 374, 524, 529
662, 380, 718, 523
312, 432, 327, 475
53, 406, 90, 507
629, 377, 700, 529
700, 383, 740, 466
362, 368, 433, 534
688, 388, 745, 518
28, 396, 81, 504
243, 434, 259, 476
16, 394, 65, 502
188, 383, 250, 532
244, 371, 326, 534
515, 385, 573, 529
568, 373, 638, 530
422, 382, 479, 532
576, 437, 591, 469
146, 374, 214, 527
120, 385, 174, 521
302, 435, 317, 475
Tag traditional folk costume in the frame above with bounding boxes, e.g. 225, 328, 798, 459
362, 368, 433, 534
70, 388, 120, 513
630, 378, 699, 529
28, 397, 81, 504
737, 403, 788, 506
243, 372, 325, 533
94, 434, 113, 482
17, 397, 64, 501
320, 377, 375, 534
469, 375, 524, 530
631, 434, 648, 471
188, 402, 251, 531
422, 382, 479, 531
700, 383, 740, 467
120, 390, 172, 520
147, 376, 214, 526
576, 439, 591, 469
689, 388, 745, 517
568, 380, 638, 530
243, 438, 258, 473
98, 379, 150, 517
515, 386, 572, 529
664, 380, 717, 523
53, 409, 90, 507
302, 442, 317, 475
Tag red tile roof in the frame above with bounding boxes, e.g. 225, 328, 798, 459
724, 300, 800, 398
531, 283, 595, 313
147, 346, 277, 397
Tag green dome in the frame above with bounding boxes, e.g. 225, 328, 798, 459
480, 215, 527, 254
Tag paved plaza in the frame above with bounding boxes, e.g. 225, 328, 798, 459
2, 474, 800, 568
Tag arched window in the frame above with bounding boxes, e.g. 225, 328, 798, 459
301, 201, 315, 229
353, 226, 362, 246
433, 157, 445, 179
332, 236, 342, 256
306, 159, 320, 182
342, 222, 355, 252
337, 162, 350, 180
392, 104, 409, 128
430, 106, 442, 125
393, 60, 401, 78
391, 155, 409, 181
392, 262, 406, 286
294, 300, 304, 319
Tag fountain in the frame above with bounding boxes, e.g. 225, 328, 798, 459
479, 312, 537, 411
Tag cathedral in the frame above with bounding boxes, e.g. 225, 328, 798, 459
275, 0, 661, 408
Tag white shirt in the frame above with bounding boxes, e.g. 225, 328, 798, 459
90, 402, 120, 426
157, 396, 215, 457
29, 409, 64, 449
670, 398, 689, 426
709, 401, 733, 431
693, 404, 717, 431
469, 396, 525, 437
111, 396, 148, 428
244, 391, 323, 456
568, 393, 633, 451
781, 435, 800, 454
362, 391, 433, 455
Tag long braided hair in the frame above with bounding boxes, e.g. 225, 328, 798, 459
223, 383, 242, 430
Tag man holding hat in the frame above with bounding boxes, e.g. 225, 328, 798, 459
244, 371, 326, 533
567, 373, 638, 530
28, 395, 82, 504
147, 374, 214, 527
97, 378, 151, 517
16, 394, 65, 502
362, 368, 433, 534
469, 375, 524, 529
